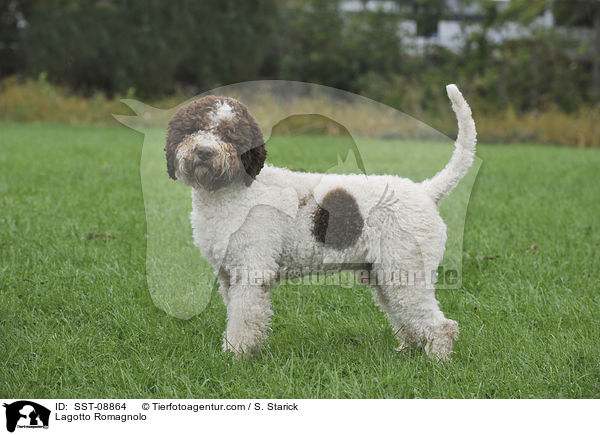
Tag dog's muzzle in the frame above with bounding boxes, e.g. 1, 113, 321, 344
190, 147, 215, 169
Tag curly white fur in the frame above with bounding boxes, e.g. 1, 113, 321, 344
175, 85, 476, 360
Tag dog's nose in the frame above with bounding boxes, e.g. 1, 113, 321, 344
195, 147, 214, 161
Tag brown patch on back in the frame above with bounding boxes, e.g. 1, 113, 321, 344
312, 188, 363, 250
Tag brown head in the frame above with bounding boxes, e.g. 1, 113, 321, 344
165, 96, 267, 191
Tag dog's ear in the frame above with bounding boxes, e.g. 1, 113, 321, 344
240, 144, 267, 185
165, 108, 195, 181
216, 100, 267, 185
165, 132, 179, 180
237, 103, 267, 184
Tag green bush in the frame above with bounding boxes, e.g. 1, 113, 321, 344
2, 75, 599, 148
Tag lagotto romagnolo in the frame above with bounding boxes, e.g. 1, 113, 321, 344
165, 85, 477, 360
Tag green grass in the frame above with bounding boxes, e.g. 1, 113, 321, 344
1, 122, 599, 398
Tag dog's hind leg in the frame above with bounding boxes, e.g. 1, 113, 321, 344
368, 261, 458, 360
383, 282, 458, 360
365, 217, 458, 359
368, 283, 419, 352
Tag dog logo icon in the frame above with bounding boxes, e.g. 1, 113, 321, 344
3, 401, 50, 432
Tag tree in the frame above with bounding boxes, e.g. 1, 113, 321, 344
0, 0, 32, 77
553, 0, 600, 99
18, 0, 278, 97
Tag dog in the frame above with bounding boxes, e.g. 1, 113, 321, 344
165, 84, 476, 360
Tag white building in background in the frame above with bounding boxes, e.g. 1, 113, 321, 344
340, 0, 557, 53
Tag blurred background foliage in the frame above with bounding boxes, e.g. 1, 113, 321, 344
1, 0, 599, 146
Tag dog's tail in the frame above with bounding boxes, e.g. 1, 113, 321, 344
422, 84, 477, 204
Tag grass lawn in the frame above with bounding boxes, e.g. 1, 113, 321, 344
1, 122, 599, 398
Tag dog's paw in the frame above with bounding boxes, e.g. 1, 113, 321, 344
394, 330, 419, 353
223, 337, 261, 360
424, 319, 459, 361
395, 343, 410, 353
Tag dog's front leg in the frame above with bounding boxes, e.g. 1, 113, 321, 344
219, 205, 286, 358
223, 280, 273, 359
